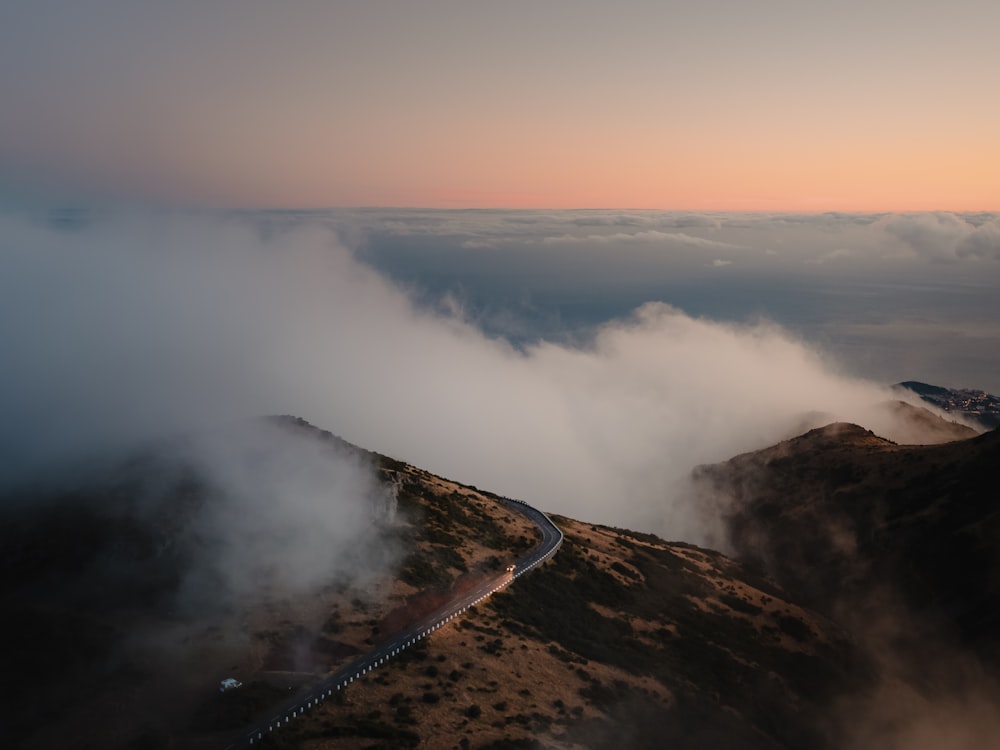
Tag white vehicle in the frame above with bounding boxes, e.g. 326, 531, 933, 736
219, 678, 242, 692
506, 564, 516, 573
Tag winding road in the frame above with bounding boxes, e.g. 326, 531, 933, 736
221, 497, 563, 749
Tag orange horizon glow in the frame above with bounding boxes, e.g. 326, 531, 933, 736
205, 174, 999, 214
166, 120, 998, 213
50, 137, 997, 214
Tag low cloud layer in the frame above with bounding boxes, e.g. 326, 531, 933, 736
351, 208, 1000, 393
0, 211, 976, 541
541, 230, 742, 249
881, 212, 1000, 261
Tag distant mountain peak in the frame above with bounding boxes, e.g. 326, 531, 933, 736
897, 380, 952, 397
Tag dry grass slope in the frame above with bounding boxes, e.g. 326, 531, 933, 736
1, 417, 889, 750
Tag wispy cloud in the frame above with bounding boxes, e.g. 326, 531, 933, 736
805, 247, 853, 265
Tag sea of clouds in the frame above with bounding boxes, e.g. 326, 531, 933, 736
2, 209, 985, 545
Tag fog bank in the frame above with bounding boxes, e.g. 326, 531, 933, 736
0, 211, 962, 540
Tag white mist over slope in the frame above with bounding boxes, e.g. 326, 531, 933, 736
0, 212, 955, 540
167, 419, 400, 608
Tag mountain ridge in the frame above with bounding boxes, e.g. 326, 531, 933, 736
3, 411, 997, 749
1, 416, 869, 750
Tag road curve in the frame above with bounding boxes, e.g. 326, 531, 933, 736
221, 497, 563, 749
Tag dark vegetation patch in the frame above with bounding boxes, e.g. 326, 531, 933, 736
475, 739, 543, 750
564, 687, 786, 750
705, 424, 1000, 655
190, 681, 289, 731
719, 593, 763, 616
610, 561, 640, 580
0, 417, 543, 750
489, 525, 864, 749
392, 477, 538, 560
388, 638, 430, 666
257, 715, 421, 749
488, 535, 643, 671
778, 614, 813, 642
398, 549, 454, 590
260, 625, 361, 672
579, 677, 632, 707
392, 475, 539, 594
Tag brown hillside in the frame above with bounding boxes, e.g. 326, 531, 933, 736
1, 417, 865, 750
695, 423, 1000, 661
265, 515, 865, 750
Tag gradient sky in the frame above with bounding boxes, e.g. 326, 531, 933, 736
2, 1, 998, 210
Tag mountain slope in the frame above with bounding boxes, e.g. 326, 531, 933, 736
693, 422, 1000, 749
695, 423, 1000, 653
261, 515, 863, 750
1, 417, 865, 750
